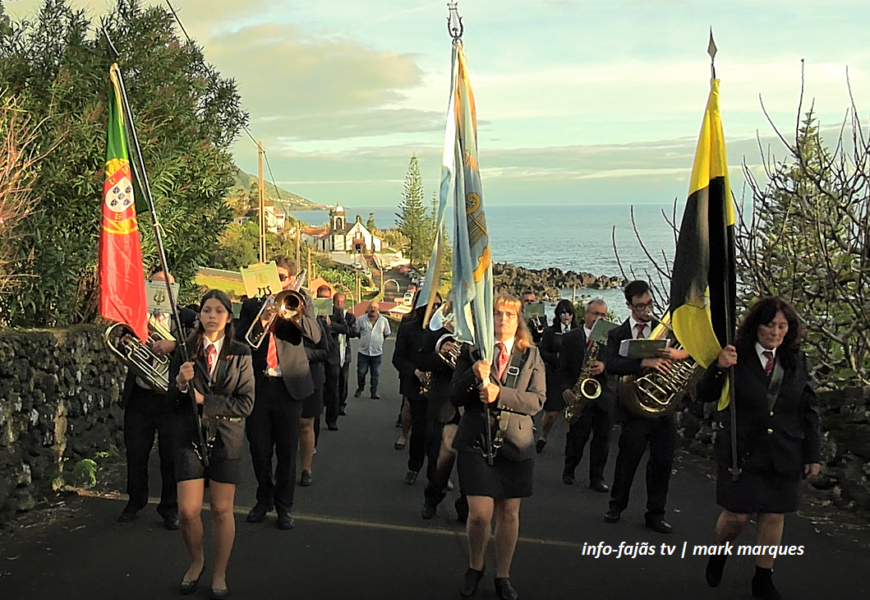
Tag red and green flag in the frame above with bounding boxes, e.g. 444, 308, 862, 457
98, 63, 148, 341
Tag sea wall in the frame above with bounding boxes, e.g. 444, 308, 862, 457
0, 326, 126, 525
678, 386, 870, 510
493, 262, 624, 300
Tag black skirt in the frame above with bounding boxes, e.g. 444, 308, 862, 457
175, 447, 241, 485
542, 370, 565, 412
457, 450, 534, 499
716, 467, 801, 514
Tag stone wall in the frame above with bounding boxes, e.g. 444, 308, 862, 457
0, 325, 126, 524
677, 386, 870, 511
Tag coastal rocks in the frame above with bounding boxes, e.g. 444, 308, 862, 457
0, 326, 126, 525
492, 262, 624, 300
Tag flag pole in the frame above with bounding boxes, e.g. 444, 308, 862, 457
104, 28, 209, 467
708, 29, 739, 481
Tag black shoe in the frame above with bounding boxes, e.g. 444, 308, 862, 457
339, 408, 348, 416
327, 422, 339, 431
277, 512, 296, 530
117, 504, 142, 523
210, 587, 229, 600
422, 502, 437, 519
751, 568, 783, 600
460, 567, 484, 597
446, 480, 454, 491
355, 388, 364, 398
246, 503, 272, 523
535, 439, 547, 454
299, 471, 313, 486
180, 563, 205, 595
455, 499, 469, 525
371, 392, 381, 399
404, 470, 418, 485
495, 577, 519, 600
589, 481, 609, 493
562, 474, 575, 485
395, 413, 402, 427
706, 554, 727, 588
604, 509, 621, 523
163, 514, 180, 530
645, 517, 673, 534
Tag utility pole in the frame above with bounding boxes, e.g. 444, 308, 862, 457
356, 269, 361, 304
257, 141, 266, 263
295, 223, 301, 272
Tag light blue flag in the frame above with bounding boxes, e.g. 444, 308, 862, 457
449, 41, 493, 364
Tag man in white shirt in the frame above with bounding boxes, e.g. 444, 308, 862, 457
355, 301, 391, 400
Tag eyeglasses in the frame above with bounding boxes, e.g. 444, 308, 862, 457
432, 303, 442, 310
495, 311, 518, 320
630, 301, 654, 310
278, 274, 291, 281
559, 312, 571, 317
589, 310, 607, 318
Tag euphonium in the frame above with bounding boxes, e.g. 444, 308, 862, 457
104, 315, 176, 393
428, 302, 469, 370
618, 312, 704, 419
245, 270, 306, 349
564, 338, 602, 422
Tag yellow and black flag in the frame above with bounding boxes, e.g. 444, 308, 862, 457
670, 77, 736, 409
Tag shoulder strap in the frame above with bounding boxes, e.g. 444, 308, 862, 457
502, 348, 530, 389
765, 359, 785, 413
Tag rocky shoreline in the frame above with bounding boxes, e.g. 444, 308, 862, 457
493, 262, 624, 301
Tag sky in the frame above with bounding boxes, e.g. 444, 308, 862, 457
7, 0, 870, 208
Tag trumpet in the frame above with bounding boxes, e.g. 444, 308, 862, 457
245, 270, 306, 350
104, 315, 176, 393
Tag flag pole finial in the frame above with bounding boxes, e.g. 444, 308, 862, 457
447, 2, 464, 42
708, 28, 718, 79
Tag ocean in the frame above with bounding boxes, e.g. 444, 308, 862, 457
291, 203, 682, 322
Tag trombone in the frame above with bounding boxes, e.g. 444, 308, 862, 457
245, 270, 307, 349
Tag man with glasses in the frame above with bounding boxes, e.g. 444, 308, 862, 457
558, 299, 614, 492
521, 290, 547, 345
355, 301, 391, 399
602, 280, 688, 534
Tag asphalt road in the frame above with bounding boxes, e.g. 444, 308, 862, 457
1, 338, 868, 600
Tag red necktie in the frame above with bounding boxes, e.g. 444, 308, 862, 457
495, 342, 509, 381
266, 332, 279, 370
635, 323, 646, 339
206, 344, 216, 375
763, 350, 774, 375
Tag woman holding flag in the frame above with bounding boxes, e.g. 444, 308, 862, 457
170, 289, 255, 599
449, 294, 545, 600
697, 297, 820, 600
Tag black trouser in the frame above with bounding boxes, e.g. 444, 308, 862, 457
339, 360, 351, 408
608, 414, 677, 519
324, 363, 341, 425
563, 402, 612, 483
423, 420, 454, 506
246, 378, 303, 514
407, 398, 429, 473
123, 385, 176, 517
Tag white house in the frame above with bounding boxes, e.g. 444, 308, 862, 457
326, 206, 382, 254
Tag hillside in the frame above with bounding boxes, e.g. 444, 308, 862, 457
231, 167, 329, 210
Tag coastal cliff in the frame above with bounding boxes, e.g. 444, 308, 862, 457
492, 263, 624, 300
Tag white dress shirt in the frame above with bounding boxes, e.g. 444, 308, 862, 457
755, 342, 776, 370
628, 316, 652, 340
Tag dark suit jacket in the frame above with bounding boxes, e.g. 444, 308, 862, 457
558, 327, 614, 412
417, 326, 458, 422
237, 293, 322, 400
121, 307, 198, 407
321, 306, 348, 367
168, 338, 255, 461
526, 316, 548, 345
392, 319, 426, 401
451, 342, 546, 461
540, 324, 576, 405
305, 318, 331, 389
604, 318, 667, 422
697, 339, 821, 476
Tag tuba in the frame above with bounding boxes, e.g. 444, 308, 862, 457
104, 314, 176, 393
428, 302, 470, 370
618, 312, 704, 419
245, 270, 307, 349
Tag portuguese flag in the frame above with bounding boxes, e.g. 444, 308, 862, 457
98, 64, 148, 342
670, 78, 736, 408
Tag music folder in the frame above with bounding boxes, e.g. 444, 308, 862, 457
588, 318, 618, 343
619, 338, 670, 359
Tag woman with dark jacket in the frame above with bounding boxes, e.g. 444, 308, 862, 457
535, 299, 576, 453
450, 294, 546, 600
170, 289, 255, 599
697, 297, 820, 600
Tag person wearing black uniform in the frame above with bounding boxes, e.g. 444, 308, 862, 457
318, 285, 348, 430
535, 299, 577, 453
451, 294, 546, 600
333, 292, 358, 415
118, 270, 196, 530
391, 295, 437, 485
170, 289, 254, 599
698, 297, 820, 600
559, 298, 613, 491
237, 256, 321, 530
300, 305, 331, 484
603, 280, 689, 534
520, 290, 546, 346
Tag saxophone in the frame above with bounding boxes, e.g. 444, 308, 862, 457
564, 338, 603, 423
618, 313, 705, 419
